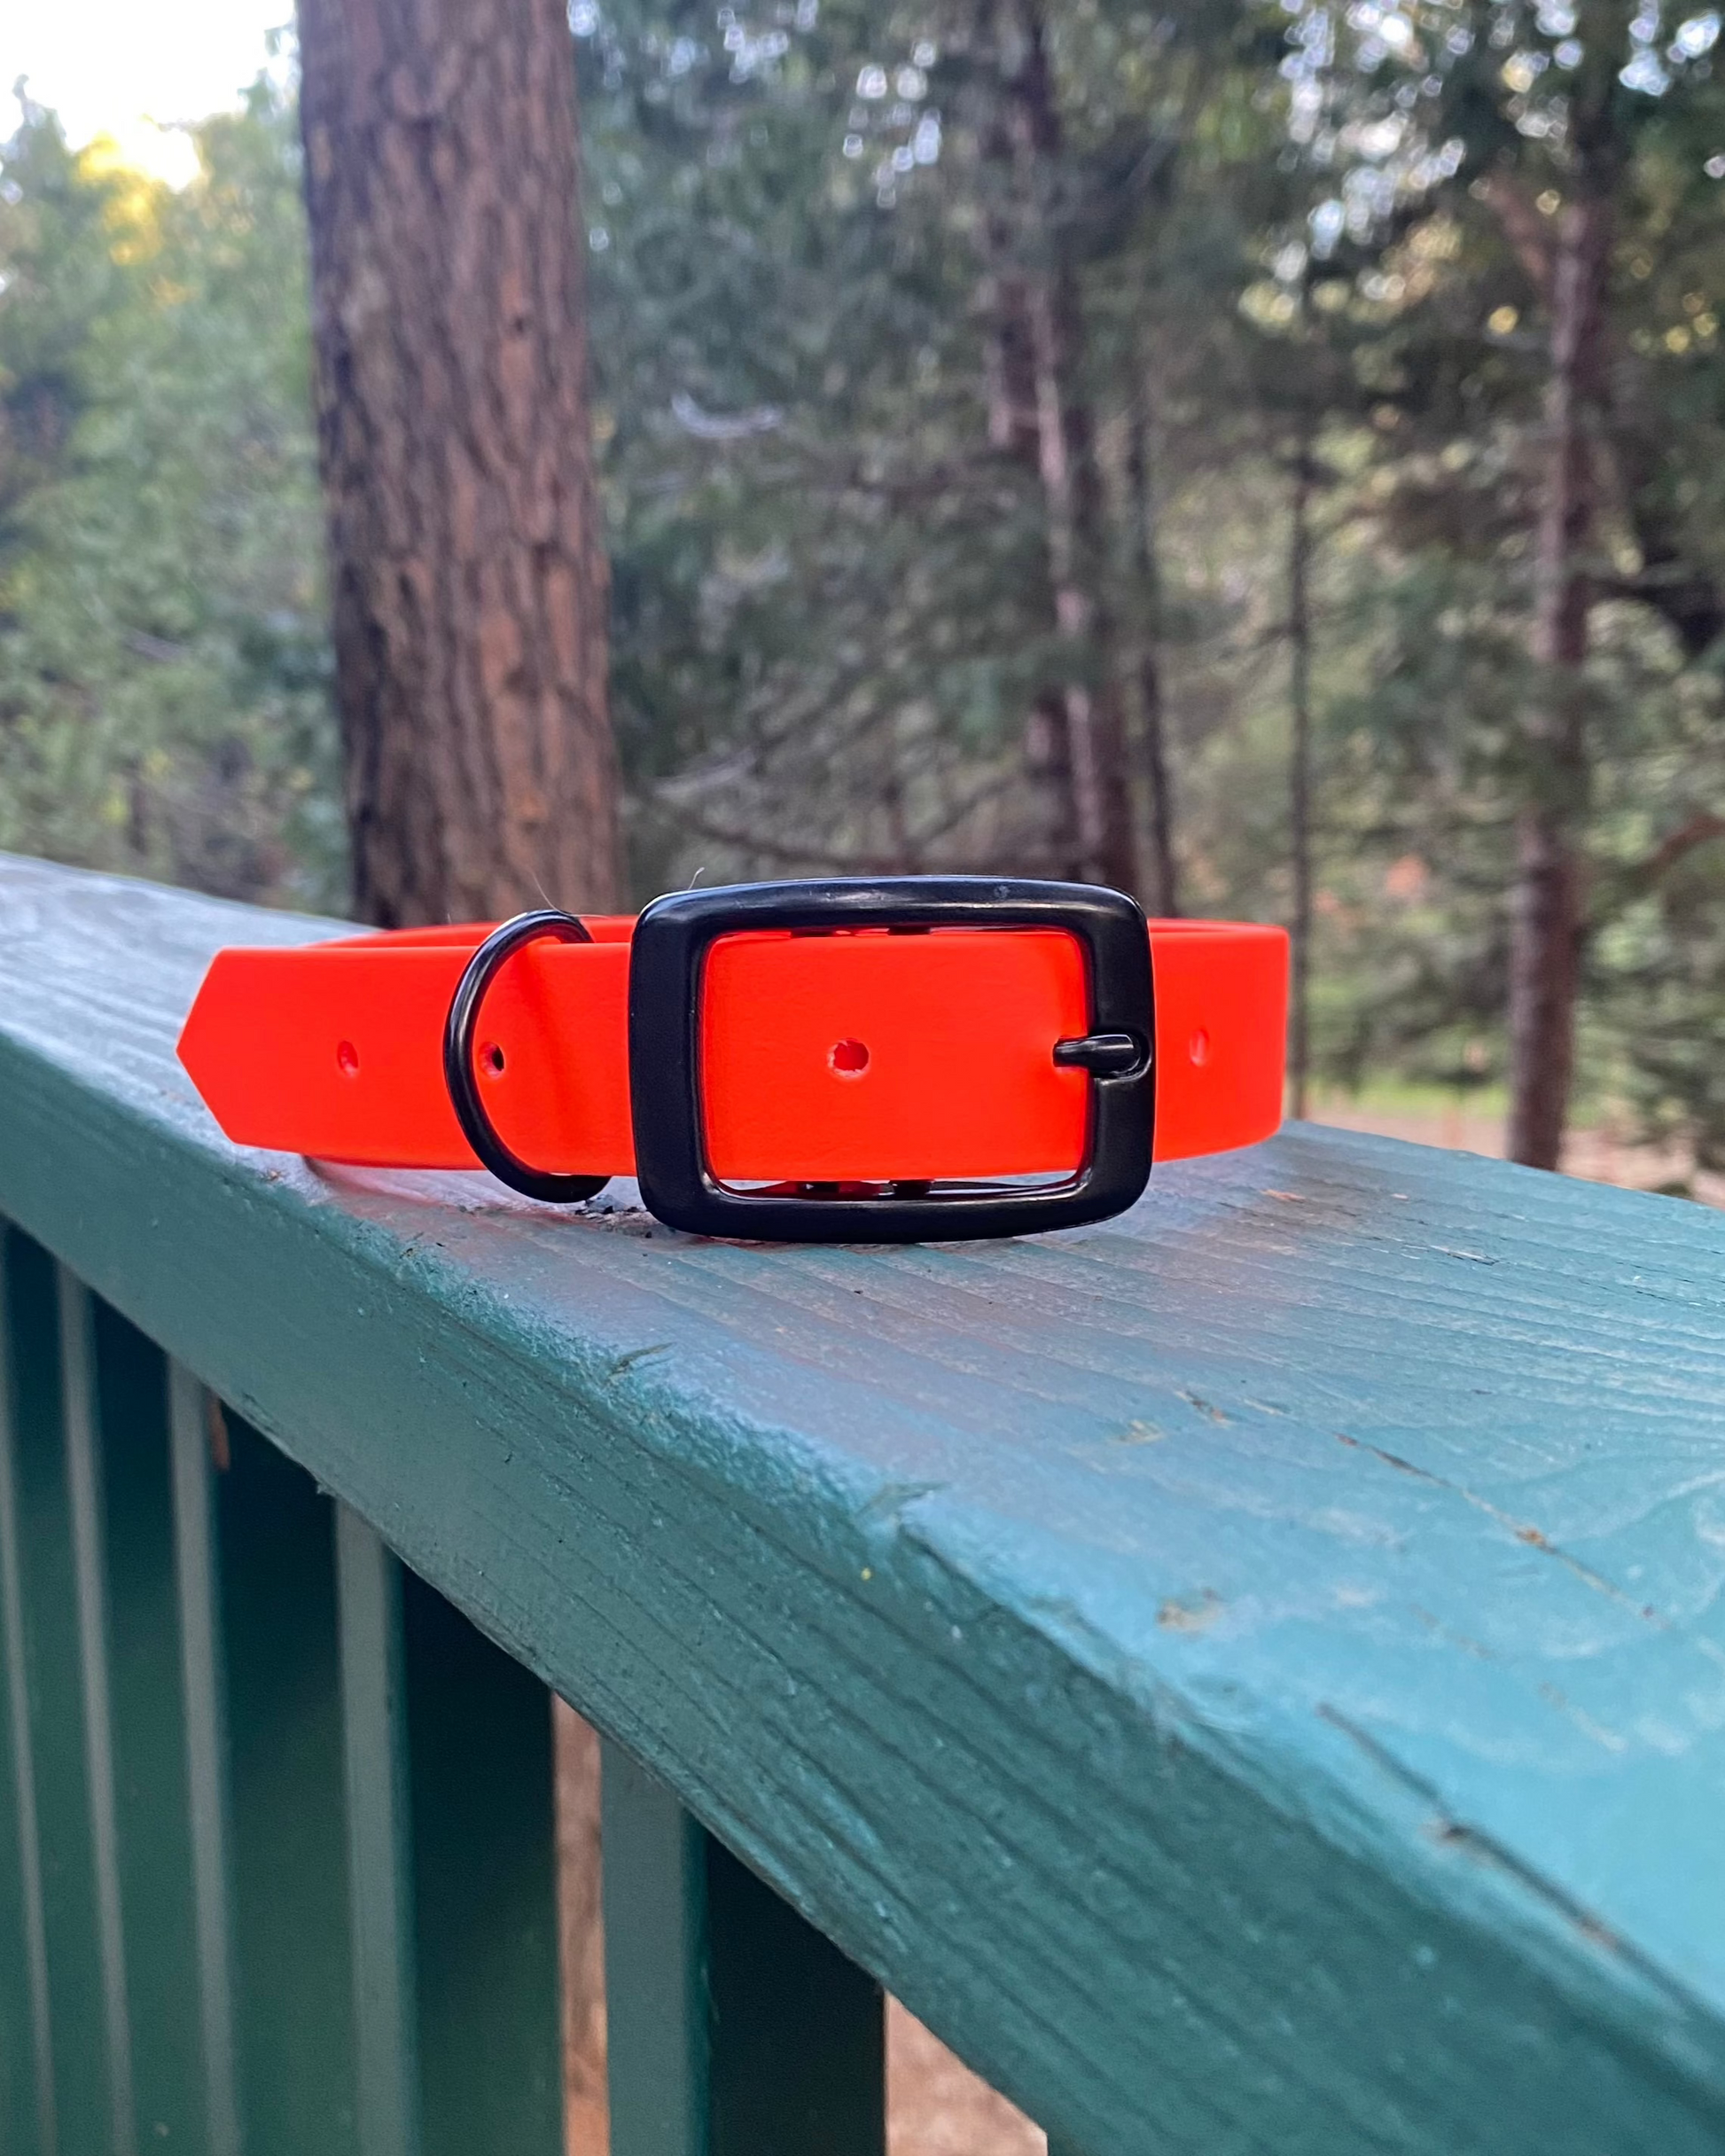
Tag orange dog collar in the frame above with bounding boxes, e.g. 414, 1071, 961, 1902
178, 877, 1288, 1241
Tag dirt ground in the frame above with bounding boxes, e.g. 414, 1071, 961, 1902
887, 2001, 1046, 2155
1306, 1095, 1724, 1206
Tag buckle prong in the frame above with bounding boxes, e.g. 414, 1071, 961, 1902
1053, 1031, 1149, 1080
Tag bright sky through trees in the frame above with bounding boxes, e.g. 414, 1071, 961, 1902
1, 0, 285, 184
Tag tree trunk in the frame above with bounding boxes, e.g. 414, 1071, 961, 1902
983, 0, 1139, 894
1506, 188, 1612, 1168
1124, 391, 1179, 916
296, 0, 621, 927
1022, 278, 1136, 892
1287, 418, 1315, 1121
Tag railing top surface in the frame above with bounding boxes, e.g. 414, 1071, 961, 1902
4, 851, 1725, 2153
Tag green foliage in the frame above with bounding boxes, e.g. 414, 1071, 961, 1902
580, 0, 1045, 887
1262, 0, 1725, 1146
579, 0, 1294, 889
0, 80, 341, 907
1, 0, 1723, 1168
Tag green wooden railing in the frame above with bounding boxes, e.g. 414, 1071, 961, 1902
0, 852, 1723, 2155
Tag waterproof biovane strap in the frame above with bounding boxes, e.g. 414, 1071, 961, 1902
177, 877, 1288, 1241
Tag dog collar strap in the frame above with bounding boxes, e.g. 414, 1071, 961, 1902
177, 877, 1287, 1241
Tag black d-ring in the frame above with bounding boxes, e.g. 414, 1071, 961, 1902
442, 910, 611, 1204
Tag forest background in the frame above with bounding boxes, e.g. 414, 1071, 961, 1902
3, 0, 1725, 1180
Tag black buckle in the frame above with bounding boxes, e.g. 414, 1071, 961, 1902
628, 878, 1153, 1243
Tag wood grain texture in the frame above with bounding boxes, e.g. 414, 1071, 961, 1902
3, 854, 1725, 2153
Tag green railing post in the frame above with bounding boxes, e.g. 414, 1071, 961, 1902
336, 1506, 421, 2156
215, 1410, 358, 2156
1, 1231, 111, 2152
601, 1738, 886, 2156
167, 1363, 242, 2156
55, 1270, 138, 2156
704, 1832, 886, 2156
335, 1512, 566, 2156
77, 1291, 227, 2152
0, 1526, 41, 2148
0, 1230, 51, 2156
399, 1567, 562, 2156
601, 1739, 710, 2154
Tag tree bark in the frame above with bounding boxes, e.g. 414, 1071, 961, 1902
1022, 280, 1136, 892
1287, 417, 1315, 1121
296, 0, 621, 927
1501, 0, 1628, 1168
1124, 391, 1179, 916
980, 0, 1139, 894
1506, 186, 1613, 1168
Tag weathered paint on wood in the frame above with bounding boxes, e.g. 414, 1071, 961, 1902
1, 1230, 115, 2153
214, 1410, 358, 2156
336, 1505, 564, 2156
336, 1508, 421, 2156
602, 1739, 711, 2156
82, 1300, 210, 2151
4, 855, 1725, 2152
400, 1567, 562, 2156
55, 1272, 138, 2156
0, 1235, 51, 2156
166, 1363, 242, 2156
601, 1739, 885, 2156
0, 1595, 40, 2153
